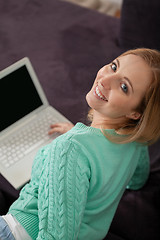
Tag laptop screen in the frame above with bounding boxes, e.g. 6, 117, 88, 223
0, 65, 43, 132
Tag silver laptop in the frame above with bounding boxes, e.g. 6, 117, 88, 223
0, 57, 70, 189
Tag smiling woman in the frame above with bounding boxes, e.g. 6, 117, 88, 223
86, 54, 151, 120
87, 48, 160, 144
1, 48, 160, 240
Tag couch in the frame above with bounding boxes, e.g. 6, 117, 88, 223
0, 0, 160, 239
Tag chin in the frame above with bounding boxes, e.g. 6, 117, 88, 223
86, 92, 95, 109
86, 92, 90, 105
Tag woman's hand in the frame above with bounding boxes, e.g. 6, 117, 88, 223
48, 122, 74, 135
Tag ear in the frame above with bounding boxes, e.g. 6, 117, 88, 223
126, 111, 141, 120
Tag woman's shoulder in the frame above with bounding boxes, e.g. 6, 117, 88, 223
51, 122, 144, 153
52, 122, 104, 144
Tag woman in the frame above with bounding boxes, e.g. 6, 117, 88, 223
0, 48, 160, 240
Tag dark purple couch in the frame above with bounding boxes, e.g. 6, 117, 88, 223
0, 0, 160, 239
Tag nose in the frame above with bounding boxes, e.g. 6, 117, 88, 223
97, 65, 115, 90
99, 76, 112, 90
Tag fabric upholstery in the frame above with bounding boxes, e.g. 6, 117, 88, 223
119, 0, 160, 50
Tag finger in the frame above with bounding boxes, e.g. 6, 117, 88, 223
48, 122, 74, 135
50, 123, 61, 128
48, 127, 62, 135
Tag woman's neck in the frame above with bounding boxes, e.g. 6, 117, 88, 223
91, 110, 128, 130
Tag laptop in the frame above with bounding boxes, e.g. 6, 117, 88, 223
0, 57, 70, 189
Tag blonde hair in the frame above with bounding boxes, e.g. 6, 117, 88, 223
88, 48, 160, 145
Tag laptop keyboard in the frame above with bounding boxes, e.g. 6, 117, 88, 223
0, 111, 58, 168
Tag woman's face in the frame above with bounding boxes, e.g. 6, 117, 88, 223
86, 54, 152, 126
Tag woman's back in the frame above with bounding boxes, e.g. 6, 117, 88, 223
9, 123, 149, 239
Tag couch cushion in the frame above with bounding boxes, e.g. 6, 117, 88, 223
0, 0, 122, 124
119, 0, 160, 50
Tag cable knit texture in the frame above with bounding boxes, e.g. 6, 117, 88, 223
9, 123, 149, 240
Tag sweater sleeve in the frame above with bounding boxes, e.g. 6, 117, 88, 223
126, 146, 150, 190
37, 137, 90, 240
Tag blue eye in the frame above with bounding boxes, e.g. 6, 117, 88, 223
111, 62, 117, 72
121, 83, 128, 93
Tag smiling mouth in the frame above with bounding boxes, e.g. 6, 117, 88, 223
95, 86, 108, 101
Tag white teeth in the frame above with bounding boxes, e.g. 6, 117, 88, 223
96, 86, 107, 101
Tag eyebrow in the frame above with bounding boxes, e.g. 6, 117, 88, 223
116, 58, 134, 93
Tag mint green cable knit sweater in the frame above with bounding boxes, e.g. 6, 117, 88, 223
9, 123, 149, 240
